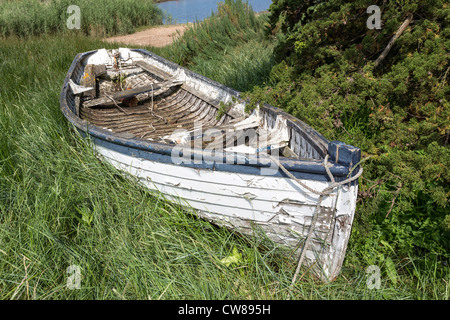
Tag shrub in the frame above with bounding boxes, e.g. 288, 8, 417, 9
247, 0, 450, 258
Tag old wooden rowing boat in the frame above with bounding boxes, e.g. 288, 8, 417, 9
60, 48, 362, 282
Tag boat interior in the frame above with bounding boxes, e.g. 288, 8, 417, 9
67, 49, 328, 161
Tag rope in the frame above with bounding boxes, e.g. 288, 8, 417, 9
104, 93, 130, 115
268, 154, 363, 284
146, 82, 167, 124
292, 193, 325, 284
269, 154, 363, 196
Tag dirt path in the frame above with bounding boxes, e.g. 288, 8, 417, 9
104, 24, 189, 48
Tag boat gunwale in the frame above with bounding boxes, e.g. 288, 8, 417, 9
60, 49, 361, 180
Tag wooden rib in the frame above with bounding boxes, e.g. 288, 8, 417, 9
83, 88, 190, 119
89, 94, 199, 128
131, 102, 222, 139
125, 100, 207, 136
80, 73, 234, 141
80, 88, 187, 121
153, 90, 191, 112
154, 93, 198, 116
99, 95, 204, 134
83, 100, 228, 139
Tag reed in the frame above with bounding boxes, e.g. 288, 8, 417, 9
187, 39, 276, 92
164, 0, 264, 65
0, 0, 164, 37
157, 0, 274, 92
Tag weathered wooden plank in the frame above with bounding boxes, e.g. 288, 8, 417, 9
135, 60, 171, 80
93, 64, 107, 77
80, 64, 97, 99
83, 80, 182, 108
182, 84, 224, 112
328, 140, 361, 169
74, 96, 80, 117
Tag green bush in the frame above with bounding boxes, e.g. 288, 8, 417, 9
247, 0, 450, 259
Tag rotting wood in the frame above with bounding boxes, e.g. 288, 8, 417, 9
135, 60, 171, 80
83, 80, 183, 108
80, 64, 97, 99
282, 146, 298, 158
80, 82, 231, 140
74, 96, 80, 117
93, 64, 107, 77
101, 67, 148, 80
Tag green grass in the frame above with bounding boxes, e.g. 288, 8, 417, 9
0, 0, 164, 37
0, 2, 449, 300
185, 39, 276, 92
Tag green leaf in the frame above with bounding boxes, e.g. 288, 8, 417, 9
385, 257, 398, 285
380, 240, 396, 254
220, 247, 243, 267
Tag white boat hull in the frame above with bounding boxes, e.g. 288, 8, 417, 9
95, 144, 358, 281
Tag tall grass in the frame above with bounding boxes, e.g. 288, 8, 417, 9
165, 0, 264, 65
156, 0, 275, 92
0, 36, 295, 300
0, 27, 282, 299
0, 0, 164, 37
187, 39, 276, 92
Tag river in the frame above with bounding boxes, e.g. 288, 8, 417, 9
156, 0, 273, 24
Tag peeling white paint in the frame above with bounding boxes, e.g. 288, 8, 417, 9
94, 144, 358, 281
278, 216, 292, 224
78, 48, 360, 282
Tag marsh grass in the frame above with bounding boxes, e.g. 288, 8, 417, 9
188, 39, 276, 92
0, 0, 164, 37
0, 3, 448, 300
155, 0, 276, 92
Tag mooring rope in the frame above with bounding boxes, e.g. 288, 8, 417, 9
269, 154, 363, 284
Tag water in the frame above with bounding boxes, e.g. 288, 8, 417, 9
156, 0, 273, 24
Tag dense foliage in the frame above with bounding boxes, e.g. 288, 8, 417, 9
247, 0, 449, 261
